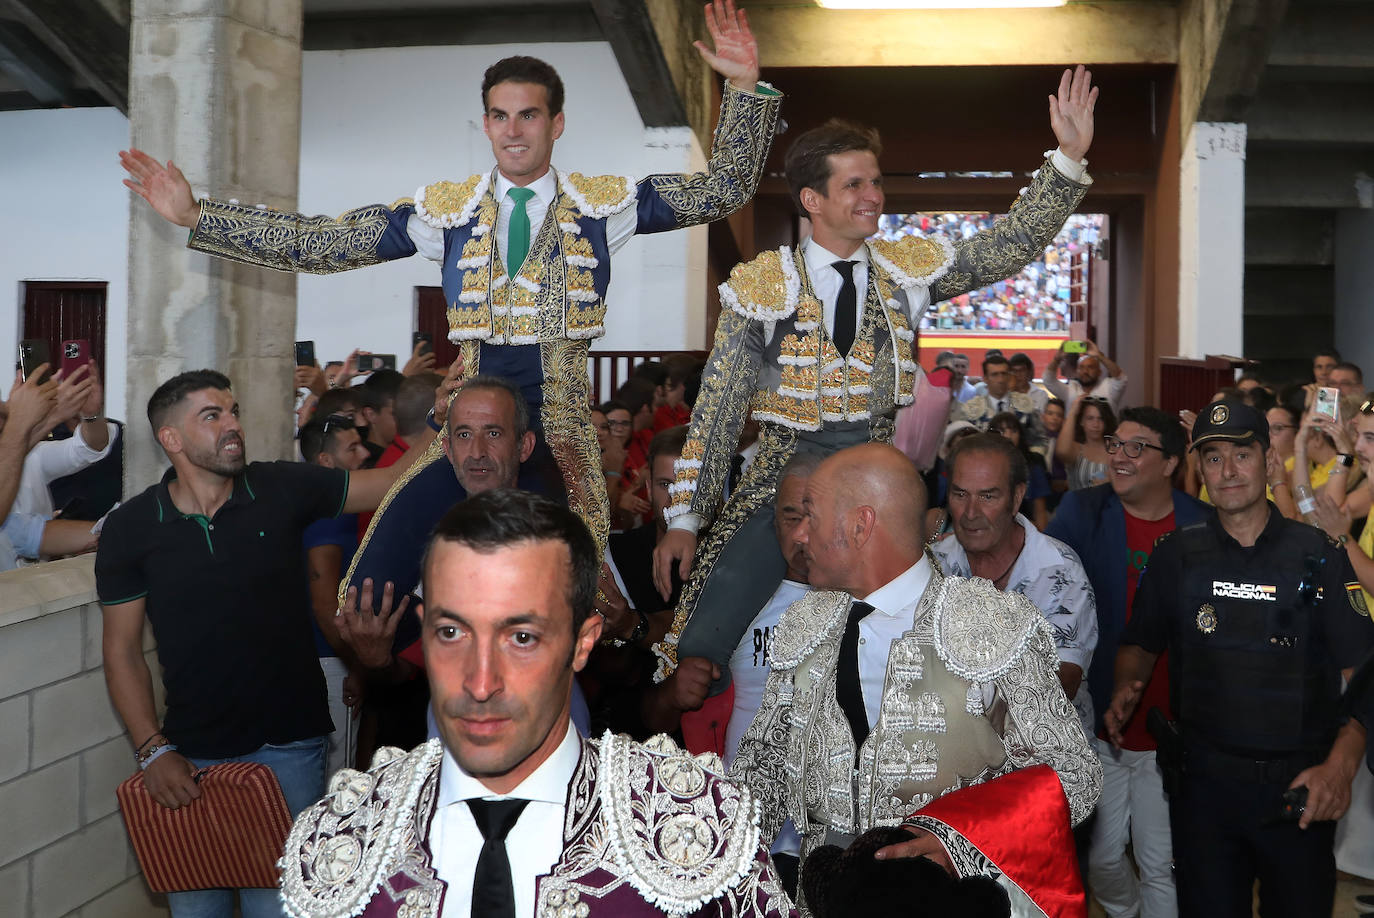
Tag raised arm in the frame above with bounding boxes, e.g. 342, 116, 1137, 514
929, 67, 1096, 304
0, 369, 58, 519
1055, 395, 1083, 466
120, 149, 201, 227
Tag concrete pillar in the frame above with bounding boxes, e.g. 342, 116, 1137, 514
1334, 207, 1374, 377
125, 0, 303, 494
1177, 122, 1246, 359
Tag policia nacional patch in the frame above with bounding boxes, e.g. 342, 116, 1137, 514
1349, 582, 1370, 617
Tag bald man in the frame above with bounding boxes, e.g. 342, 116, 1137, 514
729, 443, 1101, 908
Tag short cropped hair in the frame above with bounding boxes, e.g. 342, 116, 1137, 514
359, 369, 404, 412
394, 373, 442, 439
315, 387, 361, 420
648, 425, 689, 467
1334, 361, 1364, 383
299, 414, 356, 464
482, 56, 564, 116
780, 450, 824, 484
450, 375, 530, 440
424, 489, 598, 636
147, 369, 231, 432
783, 119, 882, 216
1008, 352, 1034, 371
981, 354, 1010, 376
947, 431, 1029, 493
615, 378, 657, 416
1119, 406, 1188, 460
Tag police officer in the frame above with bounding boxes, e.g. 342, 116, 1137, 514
1106, 399, 1374, 917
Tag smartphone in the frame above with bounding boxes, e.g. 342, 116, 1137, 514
412, 331, 433, 356
19, 339, 51, 384
61, 339, 91, 381
295, 340, 316, 368
1315, 386, 1340, 421
369, 354, 397, 372
1063, 340, 1088, 354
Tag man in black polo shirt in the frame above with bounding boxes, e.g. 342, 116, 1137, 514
97, 369, 429, 918
1107, 399, 1374, 917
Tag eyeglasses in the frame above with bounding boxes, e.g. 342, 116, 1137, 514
605, 419, 633, 430
1103, 435, 1165, 458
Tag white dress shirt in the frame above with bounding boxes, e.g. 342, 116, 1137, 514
430, 721, 580, 918
405, 167, 640, 264
854, 556, 932, 726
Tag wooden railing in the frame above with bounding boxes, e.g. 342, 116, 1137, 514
1158, 354, 1257, 415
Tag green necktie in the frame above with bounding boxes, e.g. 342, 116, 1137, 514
505, 187, 535, 277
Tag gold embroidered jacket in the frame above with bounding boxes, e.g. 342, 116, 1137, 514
665, 154, 1089, 529
727, 569, 1101, 871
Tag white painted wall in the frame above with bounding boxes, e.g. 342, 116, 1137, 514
1177, 121, 1246, 359
0, 108, 131, 417
0, 40, 706, 420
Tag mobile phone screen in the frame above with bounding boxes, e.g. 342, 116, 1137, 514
295, 340, 316, 367
1315, 386, 1340, 420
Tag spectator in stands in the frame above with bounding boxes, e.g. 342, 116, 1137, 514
1313, 348, 1341, 387
10, 361, 113, 520
958, 354, 1045, 446
97, 369, 427, 915
322, 360, 345, 388
615, 377, 659, 527
1044, 339, 1127, 412
931, 432, 1097, 730
1046, 406, 1208, 918
631, 359, 670, 412
311, 386, 363, 426
989, 412, 1052, 530
1009, 351, 1051, 412
1056, 395, 1116, 491
1331, 362, 1365, 401
935, 350, 977, 403
1263, 390, 1304, 519
1293, 396, 1367, 524
1042, 397, 1071, 505
298, 414, 370, 776
656, 354, 701, 430
357, 368, 405, 465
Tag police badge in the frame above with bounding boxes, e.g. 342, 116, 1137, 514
1210, 404, 1229, 425
1196, 603, 1218, 634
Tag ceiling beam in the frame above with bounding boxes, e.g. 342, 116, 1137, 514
3, 0, 128, 112
303, 6, 602, 51
588, 0, 686, 127
1194, 0, 1290, 122
0, 20, 73, 106
747, 2, 1177, 69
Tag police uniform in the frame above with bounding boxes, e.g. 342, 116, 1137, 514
1120, 400, 1374, 917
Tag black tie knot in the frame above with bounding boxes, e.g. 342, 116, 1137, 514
831, 259, 857, 280
468, 798, 528, 842
846, 600, 874, 627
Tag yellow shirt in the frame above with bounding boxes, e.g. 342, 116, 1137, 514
1359, 513, 1374, 614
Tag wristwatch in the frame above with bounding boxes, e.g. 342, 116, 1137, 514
1337, 453, 1356, 468
426, 408, 444, 432
626, 609, 650, 645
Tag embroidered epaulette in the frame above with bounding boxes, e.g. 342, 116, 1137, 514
280, 741, 443, 918
765, 590, 849, 669
414, 173, 490, 229
720, 247, 800, 322
558, 171, 637, 218
598, 731, 762, 916
932, 576, 1044, 683
870, 234, 957, 290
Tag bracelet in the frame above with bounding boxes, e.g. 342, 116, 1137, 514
1269, 480, 1288, 490
426, 408, 444, 433
81, 415, 101, 423
134, 732, 164, 754
137, 740, 176, 769
1338, 533, 1351, 547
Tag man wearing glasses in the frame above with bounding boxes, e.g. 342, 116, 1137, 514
1106, 399, 1374, 917
1046, 406, 1208, 918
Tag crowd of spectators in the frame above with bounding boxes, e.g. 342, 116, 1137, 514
877, 213, 1104, 332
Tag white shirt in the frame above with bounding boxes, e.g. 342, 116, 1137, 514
855, 556, 934, 726
430, 721, 580, 918
405, 167, 640, 264
1044, 372, 1127, 414
13, 422, 116, 519
725, 578, 810, 769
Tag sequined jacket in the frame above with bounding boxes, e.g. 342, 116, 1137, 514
665, 155, 1088, 527
728, 569, 1101, 870
279, 732, 797, 918
186, 82, 782, 346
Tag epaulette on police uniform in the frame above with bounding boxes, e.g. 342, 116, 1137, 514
280, 741, 444, 918
932, 576, 1045, 684
599, 731, 763, 916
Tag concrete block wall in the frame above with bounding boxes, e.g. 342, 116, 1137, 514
0, 556, 169, 918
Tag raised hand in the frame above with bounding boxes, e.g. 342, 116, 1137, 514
119, 148, 201, 228
432, 352, 467, 424
336, 578, 410, 671
1048, 65, 1098, 162
695, 0, 759, 91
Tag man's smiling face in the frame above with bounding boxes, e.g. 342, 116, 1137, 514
483, 81, 564, 183
804, 150, 884, 249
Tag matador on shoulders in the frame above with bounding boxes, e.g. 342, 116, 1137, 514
119, 0, 782, 565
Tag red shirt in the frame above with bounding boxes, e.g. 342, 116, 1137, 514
652, 403, 691, 433
1118, 508, 1176, 750
358, 436, 408, 539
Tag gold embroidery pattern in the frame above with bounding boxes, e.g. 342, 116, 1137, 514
870, 235, 955, 290
645, 81, 782, 228
654, 423, 797, 681
720, 249, 798, 322
190, 198, 397, 274
448, 195, 499, 342
560, 173, 635, 216
539, 340, 610, 563
414, 174, 487, 228
930, 157, 1090, 303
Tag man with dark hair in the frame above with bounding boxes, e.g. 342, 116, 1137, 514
1330, 361, 1364, 401
280, 489, 797, 918
97, 369, 431, 917
931, 433, 1097, 716
1045, 405, 1207, 918
957, 354, 1045, 445
375, 372, 443, 468
1008, 352, 1050, 412
119, 1, 781, 569
653, 67, 1100, 687
1044, 338, 1127, 413
1108, 400, 1374, 917
298, 413, 370, 471
1314, 348, 1342, 387
357, 368, 405, 464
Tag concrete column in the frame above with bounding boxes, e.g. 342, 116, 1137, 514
1334, 207, 1374, 377
125, 0, 303, 494
1177, 121, 1246, 359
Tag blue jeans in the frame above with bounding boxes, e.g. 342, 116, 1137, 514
166, 736, 328, 918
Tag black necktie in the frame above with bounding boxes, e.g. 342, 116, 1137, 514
468, 798, 529, 918
836, 600, 874, 752
727, 452, 746, 496
831, 260, 859, 357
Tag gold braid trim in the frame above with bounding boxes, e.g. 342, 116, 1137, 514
539, 340, 610, 563
653, 423, 797, 681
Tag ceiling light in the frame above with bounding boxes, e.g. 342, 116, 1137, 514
817, 0, 1067, 9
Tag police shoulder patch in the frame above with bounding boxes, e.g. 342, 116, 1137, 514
1347, 582, 1370, 618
